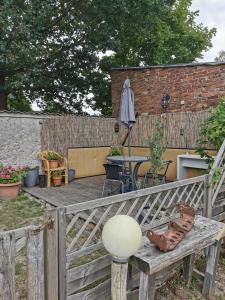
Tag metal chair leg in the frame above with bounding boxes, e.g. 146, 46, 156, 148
143, 173, 147, 188
121, 181, 124, 193
102, 179, 106, 197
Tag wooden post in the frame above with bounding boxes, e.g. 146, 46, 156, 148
58, 207, 67, 300
111, 261, 128, 300
139, 272, 156, 300
44, 209, 59, 300
27, 228, 44, 300
202, 240, 222, 297
0, 233, 16, 300
206, 174, 213, 218
183, 253, 195, 285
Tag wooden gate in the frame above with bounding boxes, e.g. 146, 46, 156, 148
56, 175, 207, 300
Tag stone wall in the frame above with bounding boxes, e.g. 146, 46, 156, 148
111, 62, 225, 116
0, 112, 120, 168
0, 112, 47, 167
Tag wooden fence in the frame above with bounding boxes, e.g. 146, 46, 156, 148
41, 110, 212, 156
0, 177, 224, 299
0, 225, 44, 299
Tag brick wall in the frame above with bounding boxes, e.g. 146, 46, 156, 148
111, 62, 225, 116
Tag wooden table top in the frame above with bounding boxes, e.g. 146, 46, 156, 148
131, 215, 225, 275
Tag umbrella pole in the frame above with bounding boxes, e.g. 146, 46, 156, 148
128, 127, 134, 190
128, 126, 131, 157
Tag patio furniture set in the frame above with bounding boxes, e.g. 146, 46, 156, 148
102, 155, 172, 196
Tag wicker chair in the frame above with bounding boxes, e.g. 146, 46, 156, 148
39, 151, 68, 188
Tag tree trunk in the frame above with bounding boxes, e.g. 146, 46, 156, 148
0, 77, 7, 110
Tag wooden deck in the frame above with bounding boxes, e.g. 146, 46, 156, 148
23, 175, 114, 207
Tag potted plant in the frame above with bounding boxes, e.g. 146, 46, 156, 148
147, 119, 166, 186
45, 151, 60, 169
52, 170, 63, 186
109, 147, 121, 156
0, 163, 27, 200
24, 166, 39, 187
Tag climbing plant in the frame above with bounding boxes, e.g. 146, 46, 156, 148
196, 99, 225, 170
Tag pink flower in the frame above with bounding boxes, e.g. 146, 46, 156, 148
5, 175, 10, 179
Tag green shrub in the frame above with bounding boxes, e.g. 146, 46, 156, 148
196, 99, 225, 169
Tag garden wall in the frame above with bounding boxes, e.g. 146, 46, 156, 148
111, 62, 225, 116
0, 112, 45, 167
0, 110, 212, 170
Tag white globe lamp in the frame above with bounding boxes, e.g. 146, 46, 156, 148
102, 215, 142, 300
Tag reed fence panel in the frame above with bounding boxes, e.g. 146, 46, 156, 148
41, 111, 212, 156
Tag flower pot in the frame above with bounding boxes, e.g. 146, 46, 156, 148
24, 169, 39, 187
49, 160, 59, 169
0, 182, 21, 200
53, 176, 62, 186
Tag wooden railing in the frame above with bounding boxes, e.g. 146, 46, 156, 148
207, 138, 225, 218
58, 175, 207, 299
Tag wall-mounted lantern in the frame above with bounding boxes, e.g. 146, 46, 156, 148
114, 122, 119, 133
161, 94, 170, 112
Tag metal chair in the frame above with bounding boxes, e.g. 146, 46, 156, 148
143, 160, 173, 188
102, 163, 129, 197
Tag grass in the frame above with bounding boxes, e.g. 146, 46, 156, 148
0, 193, 44, 231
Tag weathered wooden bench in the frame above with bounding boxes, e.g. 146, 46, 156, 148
130, 215, 225, 300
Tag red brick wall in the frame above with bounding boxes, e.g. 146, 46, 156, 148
111, 63, 225, 116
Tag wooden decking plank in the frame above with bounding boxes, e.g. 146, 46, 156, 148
23, 176, 106, 207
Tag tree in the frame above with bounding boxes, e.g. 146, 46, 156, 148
215, 50, 225, 62
0, 0, 216, 114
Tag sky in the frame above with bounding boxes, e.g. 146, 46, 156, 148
191, 0, 225, 62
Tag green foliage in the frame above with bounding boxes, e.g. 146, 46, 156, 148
196, 99, 225, 169
148, 119, 166, 184
110, 147, 121, 156
52, 170, 63, 177
44, 151, 60, 161
0, 0, 216, 114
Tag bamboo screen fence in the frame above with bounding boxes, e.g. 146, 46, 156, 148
41, 110, 212, 155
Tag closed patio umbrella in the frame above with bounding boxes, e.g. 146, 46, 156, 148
119, 78, 136, 156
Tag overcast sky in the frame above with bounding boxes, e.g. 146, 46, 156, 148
191, 0, 225, 62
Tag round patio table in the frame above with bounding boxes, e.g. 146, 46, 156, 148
107, 155, 149, 190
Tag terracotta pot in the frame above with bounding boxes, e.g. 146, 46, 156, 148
53, 176, 62, 186
0, 182, 21, 200
49, 160, 59, 169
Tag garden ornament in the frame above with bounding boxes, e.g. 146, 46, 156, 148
147, 203, 195, 252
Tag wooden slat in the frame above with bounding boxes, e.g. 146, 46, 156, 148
67, 208, 98, 253
67, 255, 111, 295
65, 175, 207, 213
44, 209, 59, 300
67, 278, 111, 300
27, 229, 44, 300
0, 232, 16, 300
67, 255, 111, 283
82, 206, 112, 248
